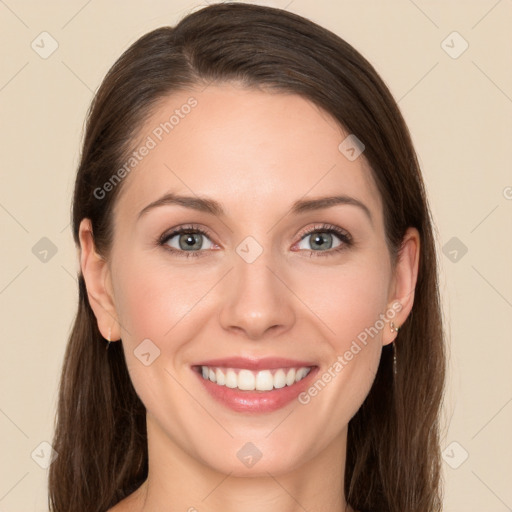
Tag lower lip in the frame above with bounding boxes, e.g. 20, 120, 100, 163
193, 366, 319, 413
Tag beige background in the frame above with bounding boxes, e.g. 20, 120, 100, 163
1, 0, 511, 510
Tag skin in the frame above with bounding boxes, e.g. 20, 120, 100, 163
79, 83, 419, 512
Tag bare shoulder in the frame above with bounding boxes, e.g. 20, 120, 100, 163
106, 502, 124, 512
106, 484, 145, 512
106, 497, 131, 512
106, 498, 135, 512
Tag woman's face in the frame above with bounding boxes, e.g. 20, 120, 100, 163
81, 83, 417, 477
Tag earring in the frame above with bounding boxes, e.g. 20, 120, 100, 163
390, 322, 400, 376
106, 327, 112, 351
392, 340, 397, 376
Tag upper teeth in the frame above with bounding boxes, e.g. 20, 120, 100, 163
200, 366, 312, 391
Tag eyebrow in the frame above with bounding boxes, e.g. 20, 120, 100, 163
137, 192, 373, 225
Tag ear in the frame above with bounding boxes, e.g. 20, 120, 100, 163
382, 226, 420, 346
78, 218, 121, 342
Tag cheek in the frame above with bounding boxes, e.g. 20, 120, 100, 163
305, 258, 391, 347
302, 258, 390, 403
112, 254, 213, 342
110, 254, 209, 409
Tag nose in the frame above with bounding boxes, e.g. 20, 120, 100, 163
218, 249, 296, 340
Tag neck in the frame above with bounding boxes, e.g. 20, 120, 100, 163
130, 414, 352, 512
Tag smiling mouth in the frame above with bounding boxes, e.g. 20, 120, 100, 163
193, 365, 313, 392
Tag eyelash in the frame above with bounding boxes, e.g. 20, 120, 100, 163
157, 223, 353, 259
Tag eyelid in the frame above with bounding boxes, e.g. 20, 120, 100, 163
158, 223, 214, 244
296, 223, 352, 243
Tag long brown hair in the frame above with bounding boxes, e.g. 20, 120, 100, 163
49, 3, 446, 511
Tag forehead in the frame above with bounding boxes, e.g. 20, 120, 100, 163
114, 83, 382, 225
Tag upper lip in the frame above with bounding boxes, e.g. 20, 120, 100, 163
193, 357, 316, 371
